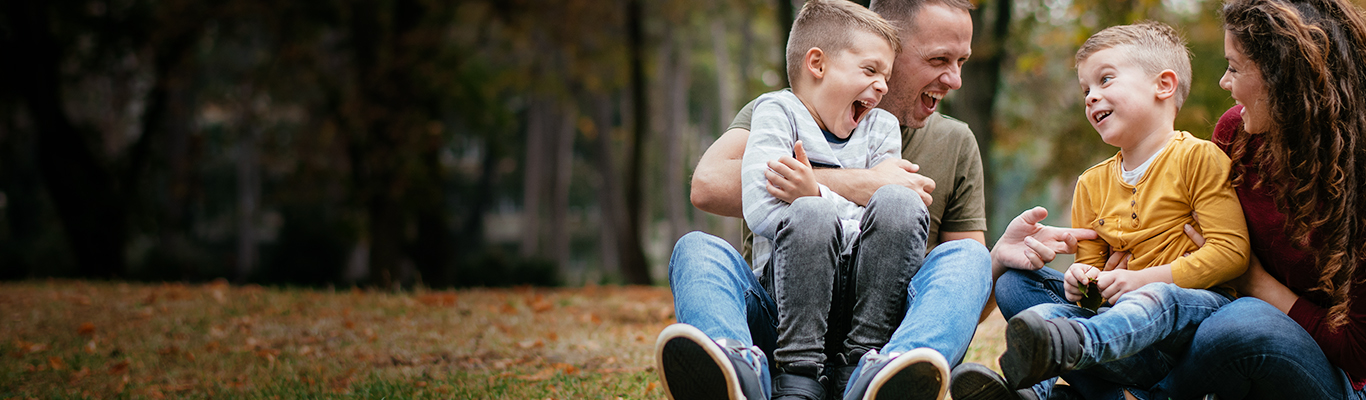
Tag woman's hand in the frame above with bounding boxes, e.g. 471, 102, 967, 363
1184, 215, 1298, 314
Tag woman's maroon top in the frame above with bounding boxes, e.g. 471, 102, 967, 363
1214, 105, 1366, 390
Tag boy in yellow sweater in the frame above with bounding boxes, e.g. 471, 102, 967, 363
948, 22, 1250, 400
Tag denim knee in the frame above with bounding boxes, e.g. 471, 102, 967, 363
669, 231, 748, 285
1193, 298, 1287, 355
780, 197, 841, 248
865, 185, 929, 234
926, 239, 991, 294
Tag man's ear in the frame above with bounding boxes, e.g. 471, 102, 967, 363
1154, 70, 1178, 101
805, 47, 826, 80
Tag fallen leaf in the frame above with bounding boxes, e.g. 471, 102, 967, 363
417, 293, 458, 306
646, 381, 659, 394
555, 363, 579, 375
48, 356, 66, 371
77, 322, 95, 336
518, 339, 544, 349
108, 360, 130, 375
518, 367, 557, 381
85, 340, 97, 354
530, 295, 553, 313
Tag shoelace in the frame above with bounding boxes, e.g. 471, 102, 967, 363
715, 339, 767, 373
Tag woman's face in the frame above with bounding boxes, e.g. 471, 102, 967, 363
1220, 31, 1272, 133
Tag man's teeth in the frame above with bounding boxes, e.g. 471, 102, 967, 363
923, 92, 943, 100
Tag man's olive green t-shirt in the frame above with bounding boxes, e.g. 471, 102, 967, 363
729, 98, 987, 262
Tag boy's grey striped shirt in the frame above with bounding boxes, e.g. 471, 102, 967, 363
741, 89, 901, 270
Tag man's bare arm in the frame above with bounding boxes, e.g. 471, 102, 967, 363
813, 159, 935, 207
691, 128, 935, 217
691, 128, 749, 218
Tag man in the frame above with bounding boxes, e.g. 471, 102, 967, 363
656, 1, 1095, 399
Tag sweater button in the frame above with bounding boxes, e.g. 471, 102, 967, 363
1132, 213, 1137, 219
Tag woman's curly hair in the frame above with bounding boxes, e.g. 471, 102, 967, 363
1221, 0, 1366, 331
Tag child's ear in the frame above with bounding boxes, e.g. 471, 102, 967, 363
805, 47, 826, 80
1154, 70, 1179, 101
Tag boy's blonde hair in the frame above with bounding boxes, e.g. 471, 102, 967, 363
1076, 21, 1193, 110
786, 0, 902, 89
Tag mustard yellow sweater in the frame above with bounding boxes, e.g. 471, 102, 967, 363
1071, 131, 1250, 289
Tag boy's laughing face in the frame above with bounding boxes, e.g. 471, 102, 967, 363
1077, 47, 1167, 149
807, 30, 896, 139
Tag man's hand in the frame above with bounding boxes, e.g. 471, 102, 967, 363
765, 141, 820, 203
869, 159, 935, 206
992, 207, 1100, 271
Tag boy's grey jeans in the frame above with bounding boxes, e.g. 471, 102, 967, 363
760, 185, 929, 376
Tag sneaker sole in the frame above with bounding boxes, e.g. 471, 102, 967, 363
655, 324, 747, 400
862, 347, 949, 400
949, 364, 1019, 400
999, 311, 1052, 390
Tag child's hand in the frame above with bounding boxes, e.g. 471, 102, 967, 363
1095, 269, 1153, 302
766, 141, 820, 203
1063, 263, 1100, 302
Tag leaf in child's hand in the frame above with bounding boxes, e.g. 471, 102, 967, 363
1078, 282, 1104, 312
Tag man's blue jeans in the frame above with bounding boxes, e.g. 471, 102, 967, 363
996, 267, 1366, 400
669, 231, 990, 397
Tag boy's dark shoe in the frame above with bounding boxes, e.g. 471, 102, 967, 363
949, 362, 1038, 400
774, 371, 827, 400
826, 361, 857, 400
841, 348, 949, 400
655, 323, 769, 400
999, 311, 1087, 390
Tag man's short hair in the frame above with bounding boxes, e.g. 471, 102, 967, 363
785, 0, 903, 88
868, 0, 975, 34
1075, 21, 1194, 110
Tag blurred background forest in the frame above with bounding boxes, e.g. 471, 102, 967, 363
0, 0, 1338, 288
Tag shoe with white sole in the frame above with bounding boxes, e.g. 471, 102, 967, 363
656, 323, 770, 400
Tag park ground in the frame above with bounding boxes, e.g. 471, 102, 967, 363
0, 280, 1007, 399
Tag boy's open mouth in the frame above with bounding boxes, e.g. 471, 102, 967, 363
1092, 110, 1112, 123
852, 99, 873, 123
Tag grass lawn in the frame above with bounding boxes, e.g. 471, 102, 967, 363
0, 280, 1006, 399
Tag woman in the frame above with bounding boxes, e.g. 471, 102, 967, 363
1154, 0, 1366, 398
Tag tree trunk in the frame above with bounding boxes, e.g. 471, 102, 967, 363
665, 34, 691, 243
549, 102, 576, 270
590, 93, 623, 279
7, 0, 126, 278
521, 97, 550, 259
775, 0, 796, 88
621, 0, 652, 285
236, 124, 261, 282
947, 0, 1010, 243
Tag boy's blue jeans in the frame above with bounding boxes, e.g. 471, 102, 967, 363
765, 186, 928, 374
997, 267, 1366, 400
669, 227, 990, 397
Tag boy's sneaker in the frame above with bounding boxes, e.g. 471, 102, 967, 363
841, 348, 949, 400
773, 371, 826, 400
948, 363, 1037, 400
656, 323, 769, 400
998, 311, 1087, 390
